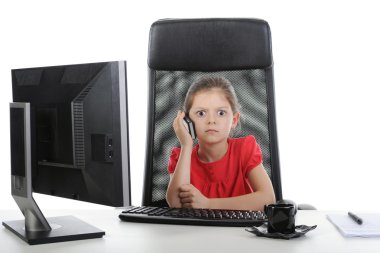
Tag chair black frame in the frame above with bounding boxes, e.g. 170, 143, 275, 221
142, 18, 282, 207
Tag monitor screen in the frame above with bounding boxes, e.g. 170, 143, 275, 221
11, 61, 130, 207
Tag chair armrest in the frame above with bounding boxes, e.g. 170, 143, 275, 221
297, 203, 317, 210
278, 199, 317, 210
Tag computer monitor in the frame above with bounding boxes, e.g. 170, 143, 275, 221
3, 61, 131, 244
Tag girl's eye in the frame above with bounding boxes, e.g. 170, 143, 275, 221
217, 110, 226, 116
196, 111, 206, 117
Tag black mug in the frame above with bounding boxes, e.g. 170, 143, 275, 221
264, 203, 296, 234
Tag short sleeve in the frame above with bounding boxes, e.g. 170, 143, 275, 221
167, 147, 181, 174
243, 135, 263, 176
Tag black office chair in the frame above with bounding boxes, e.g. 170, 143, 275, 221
142, 18, 314, 210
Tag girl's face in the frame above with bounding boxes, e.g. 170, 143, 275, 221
188, 88, 240, 145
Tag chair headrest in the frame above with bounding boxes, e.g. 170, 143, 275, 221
148, 18, 273, 71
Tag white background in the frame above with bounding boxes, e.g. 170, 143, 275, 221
1, 0, 379, 212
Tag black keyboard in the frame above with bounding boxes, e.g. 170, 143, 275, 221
119, 206, 267, 227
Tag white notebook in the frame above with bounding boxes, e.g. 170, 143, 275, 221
327, 213, 380, 237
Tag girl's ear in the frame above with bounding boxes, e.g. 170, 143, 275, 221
231, 112, 240, 130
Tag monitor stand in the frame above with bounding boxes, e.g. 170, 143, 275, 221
2, 102, 105, 245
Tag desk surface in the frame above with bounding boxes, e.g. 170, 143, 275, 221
1, 209, 380, 252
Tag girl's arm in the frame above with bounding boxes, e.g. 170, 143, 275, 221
166, 111, 194, 208
178, 163, 275, 211
166, 146, 192, 207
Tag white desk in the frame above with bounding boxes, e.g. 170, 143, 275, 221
1, 209, 380, 253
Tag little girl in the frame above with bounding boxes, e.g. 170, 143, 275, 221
166, 76, 275, 211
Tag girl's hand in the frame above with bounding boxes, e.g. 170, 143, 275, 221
172, 111, 193, 148
178, 184, 209, 209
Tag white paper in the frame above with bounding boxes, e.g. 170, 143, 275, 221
327, 213, 380, 237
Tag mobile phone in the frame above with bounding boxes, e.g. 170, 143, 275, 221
183, 114, 197, 139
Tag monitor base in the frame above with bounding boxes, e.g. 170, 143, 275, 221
2, 215, 105, 245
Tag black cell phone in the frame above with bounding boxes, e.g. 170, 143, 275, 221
183, 114, 197, 139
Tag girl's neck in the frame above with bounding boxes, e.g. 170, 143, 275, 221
197, 139, 229, 163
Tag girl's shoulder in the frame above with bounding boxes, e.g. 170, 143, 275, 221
169, 147, 181, 161
229, 135, 262, 166
171, 146, 181, 154
229, 135, 257, 146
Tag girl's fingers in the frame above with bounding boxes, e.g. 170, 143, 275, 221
182, 203, 193, 208
180, 197, 192, 204
178, 191, 192, 198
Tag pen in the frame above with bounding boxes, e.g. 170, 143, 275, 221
348, 212, 363, 225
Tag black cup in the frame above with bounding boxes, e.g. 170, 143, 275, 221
264, 203, 296, 234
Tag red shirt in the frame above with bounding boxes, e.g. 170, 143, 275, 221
167, 135, 263, 198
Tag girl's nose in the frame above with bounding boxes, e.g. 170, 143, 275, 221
207, 114, 216, 124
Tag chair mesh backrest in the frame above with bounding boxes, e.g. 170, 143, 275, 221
151, 69, 271, 204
